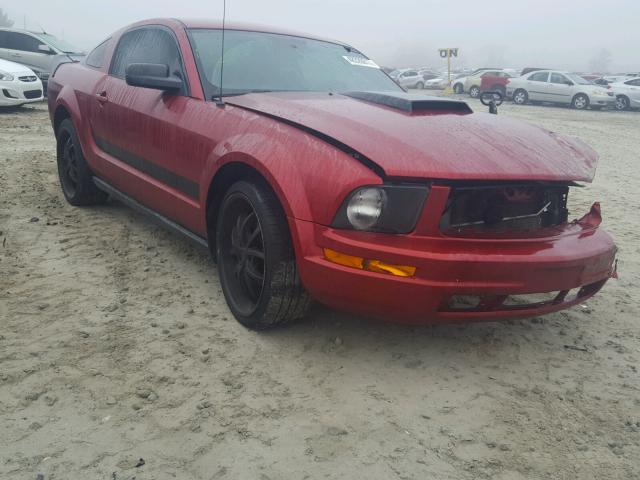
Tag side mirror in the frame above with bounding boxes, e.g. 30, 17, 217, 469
564, 81, 574, 86
38, 44, 54, 54
125, 63, 183, 92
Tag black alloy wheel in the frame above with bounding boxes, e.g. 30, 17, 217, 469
219, 193, 266, 316
56, 118, 107, 206
216, 180, 310, 329
60, 135, 80, 198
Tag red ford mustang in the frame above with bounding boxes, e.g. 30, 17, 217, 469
47, 19, 617, 329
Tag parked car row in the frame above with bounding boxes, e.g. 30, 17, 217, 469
456, 67, 639, 112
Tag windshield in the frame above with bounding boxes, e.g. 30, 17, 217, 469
188, 29, 401, 98
566, 73, 592, 85
38, 33, 82, 54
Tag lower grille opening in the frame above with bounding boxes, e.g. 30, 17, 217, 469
441, 280, 607, 313
440, 183, 570, 236
24, 90, 43, 99
503, 291, 560, 306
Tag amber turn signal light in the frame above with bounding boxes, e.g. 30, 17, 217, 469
323, 248, 416, 277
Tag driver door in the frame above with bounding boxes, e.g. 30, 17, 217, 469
546, 72, 574, 104
90, 26, 204, 233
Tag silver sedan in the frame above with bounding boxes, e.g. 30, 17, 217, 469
506, 70, 616, 110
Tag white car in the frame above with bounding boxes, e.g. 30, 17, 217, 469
424, 77, 447, 89
391, 69, 425, 89
0, 58, 44, 107
506, 70, 616, 110
610, 77, 640, 110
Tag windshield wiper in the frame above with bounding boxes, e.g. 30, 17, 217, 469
211, 89, 276, 100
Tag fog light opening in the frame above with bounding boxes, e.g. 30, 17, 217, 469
323, 248, 416, 277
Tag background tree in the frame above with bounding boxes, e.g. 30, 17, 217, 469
0, 8, 14, 28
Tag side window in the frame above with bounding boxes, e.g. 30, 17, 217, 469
550, 73, 569, 84
110, 27, 185, 84
529, 71, 549, 82
0, 31, 8, 49
625, 79, 640, 86
86, 39, 110, 69
8, 32, 43, 53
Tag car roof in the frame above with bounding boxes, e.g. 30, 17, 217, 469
148, 18, 352, 49
0, 27, 43, 35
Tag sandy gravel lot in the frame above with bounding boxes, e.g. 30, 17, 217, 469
1, 99, 639, 480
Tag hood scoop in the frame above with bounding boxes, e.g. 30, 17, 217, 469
343, 91, 473, 114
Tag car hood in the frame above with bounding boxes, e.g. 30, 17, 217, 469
0, 58, 36, 75
227, 91, 598, 182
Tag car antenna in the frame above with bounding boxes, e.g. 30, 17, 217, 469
215, 0, 227, 107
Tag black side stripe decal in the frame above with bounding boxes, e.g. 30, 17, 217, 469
93, 135, 199, 200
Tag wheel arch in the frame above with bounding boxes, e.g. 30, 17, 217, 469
203, 158, 306, 258
53, 104, 72, 136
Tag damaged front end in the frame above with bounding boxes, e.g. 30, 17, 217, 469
439, 182, 574, 236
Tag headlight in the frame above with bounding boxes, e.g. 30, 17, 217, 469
333, 184, 429, 233
346, 187, 386, 230
594, 89, 608, 96
0, 70, 15, 81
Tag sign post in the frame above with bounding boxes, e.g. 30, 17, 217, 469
438, 48, 459, 94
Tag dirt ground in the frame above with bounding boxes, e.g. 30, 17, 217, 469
1, 99, 639, 480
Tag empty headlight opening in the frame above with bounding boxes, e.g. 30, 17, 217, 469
439, 182, 571, 235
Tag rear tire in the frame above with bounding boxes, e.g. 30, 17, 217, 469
216, 179, 310, 329
469, 85, 480, 98
416, 81, 424, 90
56, 118, 107, 206
453, 83, 463, 94
513, 89, 528, 105
615, 95, 630, 111
571, 93, 589, 110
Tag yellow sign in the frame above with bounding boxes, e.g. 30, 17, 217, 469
438, 48, 459, 94
438, 48, 459, 58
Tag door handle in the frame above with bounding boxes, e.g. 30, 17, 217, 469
96, 91, 108, 105
10, 52, 21, 57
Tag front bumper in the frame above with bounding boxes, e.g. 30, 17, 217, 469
293, 201, 616, 324
0, 77, 44, 106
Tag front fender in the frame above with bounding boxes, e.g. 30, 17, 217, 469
201, 118, 382, 225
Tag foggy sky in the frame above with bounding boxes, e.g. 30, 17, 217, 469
4, 0, 639, 73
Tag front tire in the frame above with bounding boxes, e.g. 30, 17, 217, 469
416, 81, 424, 90
513, 89, 528, 105
56, 118, 107, 206
469, 85, 480, 98
216, 179, 310, 329
453, 83, 463, 94
571, 93, 589, 110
